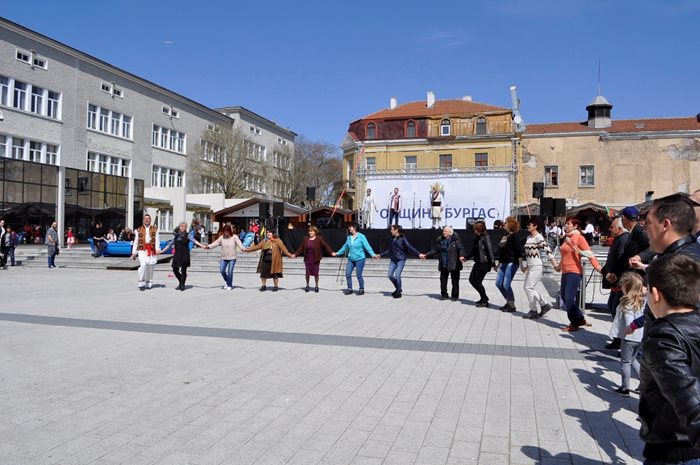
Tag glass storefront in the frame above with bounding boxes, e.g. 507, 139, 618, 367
0, 158, 144, 242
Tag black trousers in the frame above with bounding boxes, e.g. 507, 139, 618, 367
440, 269, 460, 298
469, 262, 490, 302
389, 209, 400, 225
172, 265, 188, 286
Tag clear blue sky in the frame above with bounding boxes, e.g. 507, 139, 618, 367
4, 0, 699, 144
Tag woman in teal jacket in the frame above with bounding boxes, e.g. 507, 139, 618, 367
333, 223, 378, 295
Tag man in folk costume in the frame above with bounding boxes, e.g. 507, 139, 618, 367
130, 214, 161, 291
388, 187, 402, 226
361, 188, 378, 229
430, 184, 444, 229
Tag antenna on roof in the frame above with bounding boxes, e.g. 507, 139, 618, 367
597, 58, 601, 96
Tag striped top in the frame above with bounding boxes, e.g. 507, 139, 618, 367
524, 233, 554, 266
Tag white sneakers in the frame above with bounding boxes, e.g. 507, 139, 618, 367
224, 286, 232, 291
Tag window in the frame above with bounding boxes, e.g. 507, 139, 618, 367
112, 88, 123, 98
579, 165, 595, 187
439, 154, 452, 171
475, 152, 488, 170
544, 166, 559, 187
405, 155, 417, 172
162, 106, 179, 118
47, 91, 60, 119
16, 49, 30, 63
111, 112, 121, 135
99, 108, 109, 132
365, 157, 376, 173
101, 82, 112, 93
366, 122, 376, 139
87, 104, 97, 130
87, 152, 130, 177
0, 134, 58, 164
440, 119, 451, 136
248, 125, 261, 135
31, 86, 44, 114
32, 56, 47, 69
476, 117, 487, 135
121, 116, 132, 139
45, 145, 58, 165
0, 77, 8, 106
0, 75, 60, 119
152, 125, 186, 154
151, 165, 184, 187
13, 81, 27, 110
12, 138, 25, 159
405, 120, 416, 138
29, 141, 42, 162
245, 141, 266, 161
277, 137, 288, 146
100, 82, 123, 98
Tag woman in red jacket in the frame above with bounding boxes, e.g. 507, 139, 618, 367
293, 226, 334, 293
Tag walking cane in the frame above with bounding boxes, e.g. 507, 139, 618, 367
336, 253, 345, 285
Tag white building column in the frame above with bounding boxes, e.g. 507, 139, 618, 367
56, 166, 65, 247
127, 170, 134, 229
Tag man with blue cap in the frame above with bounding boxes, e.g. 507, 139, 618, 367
621, 206, 649, 257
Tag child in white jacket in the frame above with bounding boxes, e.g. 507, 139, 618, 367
609, 272, 646, 396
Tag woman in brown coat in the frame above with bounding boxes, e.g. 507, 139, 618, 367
246, 230, 293, 291
293, 226, 334, 293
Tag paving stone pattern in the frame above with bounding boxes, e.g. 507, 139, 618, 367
1, 263, 643, 464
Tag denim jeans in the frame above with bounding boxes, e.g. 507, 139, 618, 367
495, 262, 518, 301
388, 259, 406, 292
620, 340, 641, 390
345, 258, 366, 290
561, 272, 584, 325
48, 251, 56, 268
219, 259, 236, 287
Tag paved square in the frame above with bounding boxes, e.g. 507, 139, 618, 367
1, 260, 643, 464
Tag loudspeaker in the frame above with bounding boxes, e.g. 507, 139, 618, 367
306, 186, 316, 201
540, 197, 554, 216
272, 202, 284, 218
259, 202, 271, 218
554, 198, 567, 217
532, 182, 544, 199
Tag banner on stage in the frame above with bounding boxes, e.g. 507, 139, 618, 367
365, 175, 511, 229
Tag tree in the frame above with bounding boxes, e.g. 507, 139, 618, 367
188, 126, 253, 198
289, 136, 343, 207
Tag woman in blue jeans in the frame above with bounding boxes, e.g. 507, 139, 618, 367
206, 225, 247, 290
333, 223, 378, 295
379, 225, 421, 299
494, 216, 524, 312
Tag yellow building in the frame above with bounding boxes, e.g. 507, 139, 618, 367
341, 92, 519, 212
520, 96, 700, 210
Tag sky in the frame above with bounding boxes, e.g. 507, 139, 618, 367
3, 0, 699, 144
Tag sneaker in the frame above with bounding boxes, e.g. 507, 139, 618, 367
476, 301, 489, 308
561, 325, 579, 332
614, 387, 630, 397
139, 286, 146, 292
357, 289, 365, 296
501, 303, 516, 313
344, 289, 354, 295
451, 297, 459, 302
393, 292, 402, 299
391, 290, 398, 297
225, 286, 232, 291
222, 285, 228, 290
539, 304, 552, 317
522, 310, 540, 319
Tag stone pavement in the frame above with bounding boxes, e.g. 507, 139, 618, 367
1, 263, 643, 465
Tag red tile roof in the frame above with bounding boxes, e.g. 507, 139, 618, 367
360, 99, 510, 121
526, 117, 700, 135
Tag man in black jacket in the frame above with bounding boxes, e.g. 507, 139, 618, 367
639, 253, 700, 464
621, 206, 650, 257
601, 217, 634, 349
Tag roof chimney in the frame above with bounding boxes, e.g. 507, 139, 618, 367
462, 95, 472, 101
427, 91, 435, 109
696, 112, 700, 123
390, 97, 398, 110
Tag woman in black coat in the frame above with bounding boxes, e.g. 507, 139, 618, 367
162, 221, 205, 291
420, 226, 466, 301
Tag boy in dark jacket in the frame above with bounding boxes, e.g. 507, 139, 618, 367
639, 253, 700, 464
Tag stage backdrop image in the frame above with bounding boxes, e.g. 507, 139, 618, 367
365, 175, 511, 229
